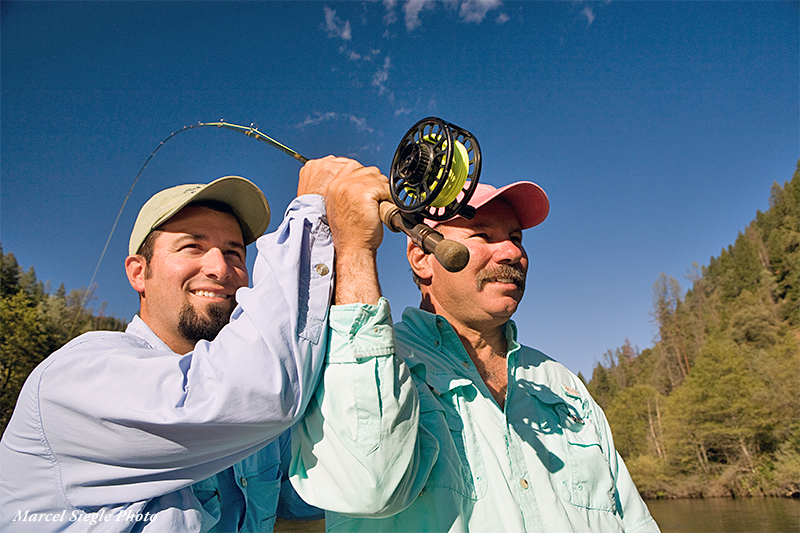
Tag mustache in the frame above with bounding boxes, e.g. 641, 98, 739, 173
475, 264, 526, 291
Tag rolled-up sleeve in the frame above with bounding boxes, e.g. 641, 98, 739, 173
289, 298, 435, 517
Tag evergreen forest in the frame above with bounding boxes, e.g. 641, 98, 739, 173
0, 249, 127, 432
585, 164, 800, 499
1, 165, 798, 501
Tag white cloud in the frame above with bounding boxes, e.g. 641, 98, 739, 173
582, 6, 595, 26
296, 112, 374, 134
383, 0, 398, 25
403, 0, 434, 31
349, 116, 374, 133
324, 5, 352, 40
372, 56, 392, 95
495, 12, 509, 24
298, 112, 339, 129
393, 0, 504, 31
459, 0, 502, 24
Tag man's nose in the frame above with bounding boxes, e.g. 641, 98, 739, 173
201, 248, 231, 280
495, 239, 525, 264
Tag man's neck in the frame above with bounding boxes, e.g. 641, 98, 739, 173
446, 317, 510, 410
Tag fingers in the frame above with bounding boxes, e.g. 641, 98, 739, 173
297, 155, 354, 197
325, 163, 390, 205
325, 163, 389, 254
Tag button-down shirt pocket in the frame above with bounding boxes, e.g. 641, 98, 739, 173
416, 387, 467, 501
352, 357, 382, 455
236, 452, 282, 531
558, 407, 617, 513
443, 393, 488, 502
418, 384, 487, 502
523, 385, 617, 513
192, 477, 223, 533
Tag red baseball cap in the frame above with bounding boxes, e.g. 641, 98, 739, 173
432, 181, 550, 229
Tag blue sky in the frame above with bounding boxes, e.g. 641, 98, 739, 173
1, 1, 797, 378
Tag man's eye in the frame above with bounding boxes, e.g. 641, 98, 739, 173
225, 250, 243, 260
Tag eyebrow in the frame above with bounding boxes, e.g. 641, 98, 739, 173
173, 233, 246, 252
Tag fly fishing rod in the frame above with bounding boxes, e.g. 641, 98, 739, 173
74, 117, 481, 337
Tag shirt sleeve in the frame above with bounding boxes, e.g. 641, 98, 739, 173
288, 299, 437, 517
13, 195, 335, 509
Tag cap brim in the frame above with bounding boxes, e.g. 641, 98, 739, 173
429, 181, 549, 230
189, 176, 271, 245
129, 176, 270, 255
474, 181, 549, 229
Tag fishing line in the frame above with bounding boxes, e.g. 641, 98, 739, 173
72, 118, 480, 337
70, 121, 275, 337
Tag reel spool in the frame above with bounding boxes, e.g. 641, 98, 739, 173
389, 117, 481, 222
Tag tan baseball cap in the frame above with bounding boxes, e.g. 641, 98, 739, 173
128, 176, 270, 255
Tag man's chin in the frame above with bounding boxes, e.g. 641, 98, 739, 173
178, 301, 235, 343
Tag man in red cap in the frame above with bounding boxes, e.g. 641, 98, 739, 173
304, 181, 660, 532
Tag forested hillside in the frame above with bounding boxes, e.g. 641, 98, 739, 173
0, 248, 127, 433
587, 164, 800, 499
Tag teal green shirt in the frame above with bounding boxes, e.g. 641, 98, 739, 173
323, 306, 660, 532
290, 299, 433, 518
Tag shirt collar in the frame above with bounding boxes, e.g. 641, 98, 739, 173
399, 307, 520, 396
125, 314, 175, 353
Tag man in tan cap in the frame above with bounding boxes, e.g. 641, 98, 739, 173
0, 156, 422, 531
301, 181, 660, 532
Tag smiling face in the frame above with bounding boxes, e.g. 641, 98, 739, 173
410, 198, 528, 332
126, 205, 248, 354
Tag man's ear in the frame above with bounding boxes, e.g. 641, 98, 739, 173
407, 240, 434, 285
125, 255, 146, 294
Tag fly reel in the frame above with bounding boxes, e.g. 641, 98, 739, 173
389, 117, 481, 222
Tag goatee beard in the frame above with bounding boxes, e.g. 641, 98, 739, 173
178, 301, 232, 344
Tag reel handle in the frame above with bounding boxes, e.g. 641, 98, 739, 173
379, 202, 469, 272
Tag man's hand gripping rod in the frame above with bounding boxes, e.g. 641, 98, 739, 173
293, 152, 469, 272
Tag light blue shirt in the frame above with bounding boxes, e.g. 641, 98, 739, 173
188, 430, 322, 533
0, 196, 335, 532
324, 307, 661, 532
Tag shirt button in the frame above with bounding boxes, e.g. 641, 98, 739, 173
520, 478, 529, 489
314, 263, 330, 276
462, 361, 470, 369
434, 340, 440, 347
240, 476, 248, 487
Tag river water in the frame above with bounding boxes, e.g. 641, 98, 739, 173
647, 497, 799, 533
276, 498, 799, 532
